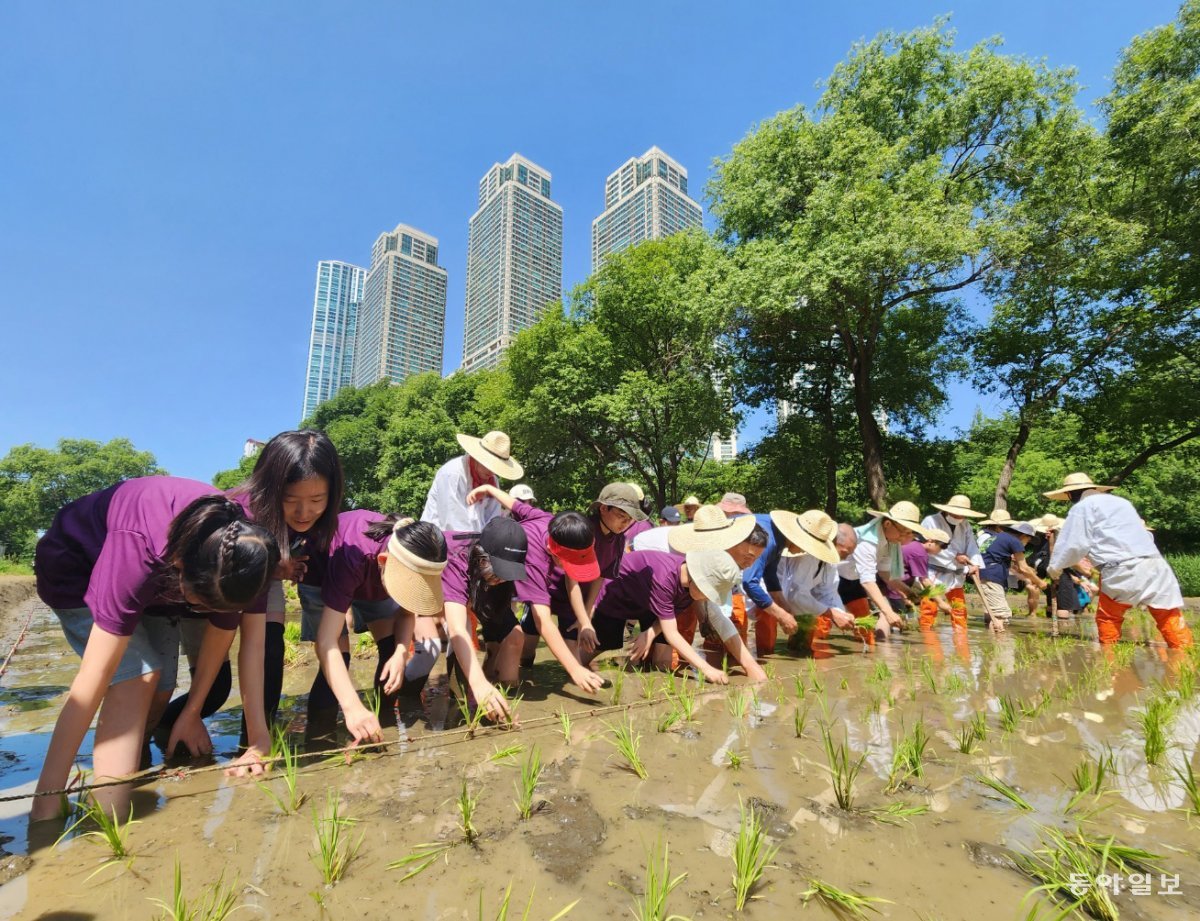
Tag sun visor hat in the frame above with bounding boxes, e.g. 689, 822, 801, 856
480, 518, 528, 582
547, 535, 601, 582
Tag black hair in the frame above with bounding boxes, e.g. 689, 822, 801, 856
744, 523, 769, 548
466, 543, 515, 626
234, 430, 344, 559
361, 516, 449, 567
163, 496, 280, 612
549, 511, 595, 549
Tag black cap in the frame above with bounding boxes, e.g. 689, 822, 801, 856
480, 517, 528, 582
660, 506, 682, 524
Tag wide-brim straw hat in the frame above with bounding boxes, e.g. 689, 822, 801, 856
684, 550, 741, 606
382, 523, 447, 615
923, 527, 951, 544
668, 504, 757, 553
931, 494, 985, 519
1029, 513, 1064, 534
456, 431, 524, 481
681, 495, 701, 508
866, 501, 930, 538
1043, 472, 1116, 501
979, 508, 1017, 527
770, 509, 840, 563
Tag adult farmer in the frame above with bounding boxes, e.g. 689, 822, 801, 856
838, 501, 930, 639
1045, 473, 1193, 648
421, 431, 524, 532
717, 492, 797, 657
920, 495, 985, 630
773, 513, 856, 652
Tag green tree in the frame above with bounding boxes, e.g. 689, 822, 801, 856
0, 438, 164, 558
711, 20, 1081, 507
212, 452, 258, 491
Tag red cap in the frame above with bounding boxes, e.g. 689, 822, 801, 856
547, 535, 600, 582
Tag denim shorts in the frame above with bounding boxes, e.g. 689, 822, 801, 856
55, 606, 180, 692
297, 584, 399, 642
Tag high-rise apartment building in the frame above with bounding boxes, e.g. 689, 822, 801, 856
301, 260, 365, 421
461, 154, 563, 372
351, 223, 448, 388
591, 146, 703, 270
710, 431, 739, 463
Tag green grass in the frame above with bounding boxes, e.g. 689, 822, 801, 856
886, 718, 930, 791
1137, 694, 1177, 766
975, 773, 1033, 811
629, 840, 689, 921
457, 778, 479, 844
0, 559, 33, 575
1165, 553, 1200, 596
820, 724, 865, 812
149, 858, 241, 921
731, 800, 779, 910
1176, 756, 1200, 816
310, 790, 362, 885
605, 714, 649, 779
514, 746, 542, 820
801, 879, 890, 918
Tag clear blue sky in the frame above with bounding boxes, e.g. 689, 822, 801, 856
0, 1, 1183, 483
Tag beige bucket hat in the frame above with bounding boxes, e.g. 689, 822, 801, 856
684, 550, 742, 606
596, 482, 648, 521
456, 431, 524, 480
381, 521, 448, 615
769, 509, 840, 563
1029, 513, 1065, 534
979, 508, 1017, 527
931, 494, 985, 519
866, 501, 929, 538
681, 495, 701, 508
1043, 472, 1115, 501
668, 504, 757, 553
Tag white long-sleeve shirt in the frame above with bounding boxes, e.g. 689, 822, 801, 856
780, 554, 843, 615
420, 456, 500, 532
920, 512, 984, 590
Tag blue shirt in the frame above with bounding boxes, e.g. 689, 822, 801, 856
740, 513, 782, 609
981, 532, 1025, 585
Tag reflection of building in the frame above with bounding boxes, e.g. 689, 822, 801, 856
710, 430, 738, 462
591, 146, 703, 270
351, 224, 447, 387
301, 261, 365, 420
462, 154, 563, 372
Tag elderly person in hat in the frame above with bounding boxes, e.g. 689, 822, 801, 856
1045, 473, 1193, 648
422, 431, 523, 532
978, 519, 1045, 631
838, 501, 930, 638
681, 496, 701, 522
772, 513, 858, 647
921, 495, 985, 629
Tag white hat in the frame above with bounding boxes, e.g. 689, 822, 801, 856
769, 509, 839, 563
510, 483, 536, 502
684, 550, 741, 606
866, 501, 930, 538
668, 505, 757, 552
456, 431, 524, 480
931, 494, 985, 519
681, 495, 702, 507
1043, 472, 1116, 501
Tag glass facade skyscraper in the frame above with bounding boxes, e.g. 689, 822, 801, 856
301, 260, 365, 421
462, 154, 563, 372
351, 223, 448, 388
591, 146, 703, 270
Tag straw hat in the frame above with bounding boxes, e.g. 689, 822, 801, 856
1029, 513, 1064, 534
381, 522, 447, 615
923, 527, 951, 544
979, 509, 1017, 527
684, 550, 741, 606
866, 501, 930, 538
681, 495, 701, 508
931, 494, 985, 519
668, 504, 757, 552
455, 431, 524, 480
769, 509, 840, 563
1042, 472, 1115, 502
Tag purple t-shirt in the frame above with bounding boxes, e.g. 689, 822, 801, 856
623, 519, 653, 548
35, 476, 242, 636
320, 510, 392, 612
440, 531, 476, 605
547, 512, 631, 617
511, 500, 555, 607
594, 550, 690, 622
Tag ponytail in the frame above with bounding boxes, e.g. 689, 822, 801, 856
466, 542, 515, 627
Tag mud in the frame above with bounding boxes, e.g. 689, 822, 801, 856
0, 594, 1198, 919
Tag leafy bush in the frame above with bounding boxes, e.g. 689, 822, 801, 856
1167, 554, 1200, 597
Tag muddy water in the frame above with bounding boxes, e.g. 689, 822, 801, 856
1, 591, 1199, 920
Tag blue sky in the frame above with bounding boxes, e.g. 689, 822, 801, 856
0, 1, 1183, 483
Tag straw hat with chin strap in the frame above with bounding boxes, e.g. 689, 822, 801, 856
769, 509, 840, 563
931, 494, 986, 519
1042, 472, 1116, 502
668, 504, 757, 552
456, 430, 524, 481
866, 501, 930, 538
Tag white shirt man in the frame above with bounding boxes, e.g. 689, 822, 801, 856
421, 456, 501, 532
920, 511, 983, 590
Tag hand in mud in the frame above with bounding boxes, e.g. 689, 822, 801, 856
477, 684, 513, 723
569, 666, 605, 695
345, 706, 383, 750
775, 609, 798, 636
166, 710, 213, 758
379, 648, 408, 696
745, 660, 769, 682
224, 746, 269, 778
700, 665, 729, 685
628, 630, 654, 663
831, 609, 855, 630
577, 626, 598, 656
885, 611, 903, 629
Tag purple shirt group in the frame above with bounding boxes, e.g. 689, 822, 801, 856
319, 510, 393, 612
594, 550, 691, 623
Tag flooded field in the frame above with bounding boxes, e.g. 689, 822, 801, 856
2, 582, 1199, 920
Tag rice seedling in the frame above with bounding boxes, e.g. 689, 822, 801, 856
490, 743, 525, 764
839, 677, 850, 690
639, 674, 659, 702
969, 711, 988, 742
1021, 690, 1051, 720
387, 842, 456, 882
726, 749, 746, 771
352, 632, 376, 658
556, 706, 573, 744
998, 695, 1022, 733
815, 684, 832, 723
608, 666, 626, 706
820, 724, 865, 812
258, 726, 307, 815
362, 687, 383, 720
793, 673, 806, 700
943, 672, 966, 695
57, 795, 138, 864
1137, 694, 1177, 766
457, 777, 479, 844
310, 790, 362, 885
514, 746, 542, 820
605, 714, 649, 779
793, 704, 810, 739
149, 858, 241, 921
628, 840, 688, 921
727, 689, 750, 720
731, 800, 779, 910
478, 881, 579, 921
1175, 755, 1200, 816
456, 694, 486, 738
974, 773, 1033, 811
493, 684, 523, 728
809, 664, 825, 696
800, 879, 891, 918
954, 722, 979, 755
867, 801, 931, 826
657, 709, 682, 733
920, 658, 938, 694
674, 679, 698, 722
283, 621, 305, 668
1068, 745, 1114, 798
887, 718, 930, 791
1110, 642, 1136, 669
1176, 662, 1196, 699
